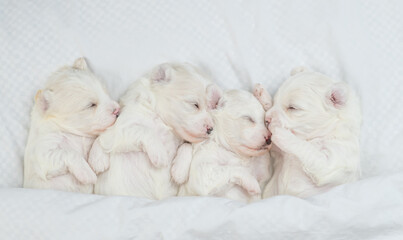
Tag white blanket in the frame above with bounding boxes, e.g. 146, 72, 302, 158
1, 173, 403, 239
1, 0, 402, 239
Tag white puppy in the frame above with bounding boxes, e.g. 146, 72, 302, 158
89, 63, 221, 199
257, 67, 361, 198
174, 90, 272, 202
24, 58, 120, 193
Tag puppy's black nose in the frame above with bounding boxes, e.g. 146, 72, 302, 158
206, 127, 213, 135
265, 137, 271, 145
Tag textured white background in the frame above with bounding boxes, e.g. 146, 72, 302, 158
1, 0, 402, 187
0, 1, 403, 239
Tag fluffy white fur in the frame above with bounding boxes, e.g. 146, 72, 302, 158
259, 67, 361, 198
23, 58, 120, 193
174, 90, 272, 202
90, 63, 221, 199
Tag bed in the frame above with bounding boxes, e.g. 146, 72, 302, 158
1, 0, 402, 239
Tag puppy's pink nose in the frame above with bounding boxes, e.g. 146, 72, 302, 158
206, 127, 213, 135
113, 108, 120, 117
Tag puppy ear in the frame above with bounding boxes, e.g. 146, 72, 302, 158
253, 83, 272, 111
73, 57, 88, 70
35, 89, 52, 113
290, 66, 309, 76
152, 64, 172, 83
206, 84, 223, 110
328, 82, 349, 109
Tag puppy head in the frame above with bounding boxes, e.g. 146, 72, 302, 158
35, 58, 120, 136
266, 67, 359, 139
149, 63, 222, 143
213, 90, 271, 157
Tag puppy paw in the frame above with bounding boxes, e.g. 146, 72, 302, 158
244, 179, 262, 196
75, 169, 97, 185
171, 143, 193, 185
232, 176, 261, 196
147, 148, 170, 168
89, 152, 110, 174
69, 162, 97, 185
88, 139, 110, 174
171, 164, 186, 185
271, 127, 295, 151
268, 117, 284, 133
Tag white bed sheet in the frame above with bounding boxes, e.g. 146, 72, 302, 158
1, 0, 402, 239
1, 173, 403, 239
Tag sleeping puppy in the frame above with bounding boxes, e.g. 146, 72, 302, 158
89, 63, 221, 199
257, 67, 361, 198
23, 58, 120, 193
173, 90, 272, 202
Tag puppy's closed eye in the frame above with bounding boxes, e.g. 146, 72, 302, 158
88, 103, 97, 109
243, 116, 255, 124
287, 105, 298, 111
186, 101, 200, 111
